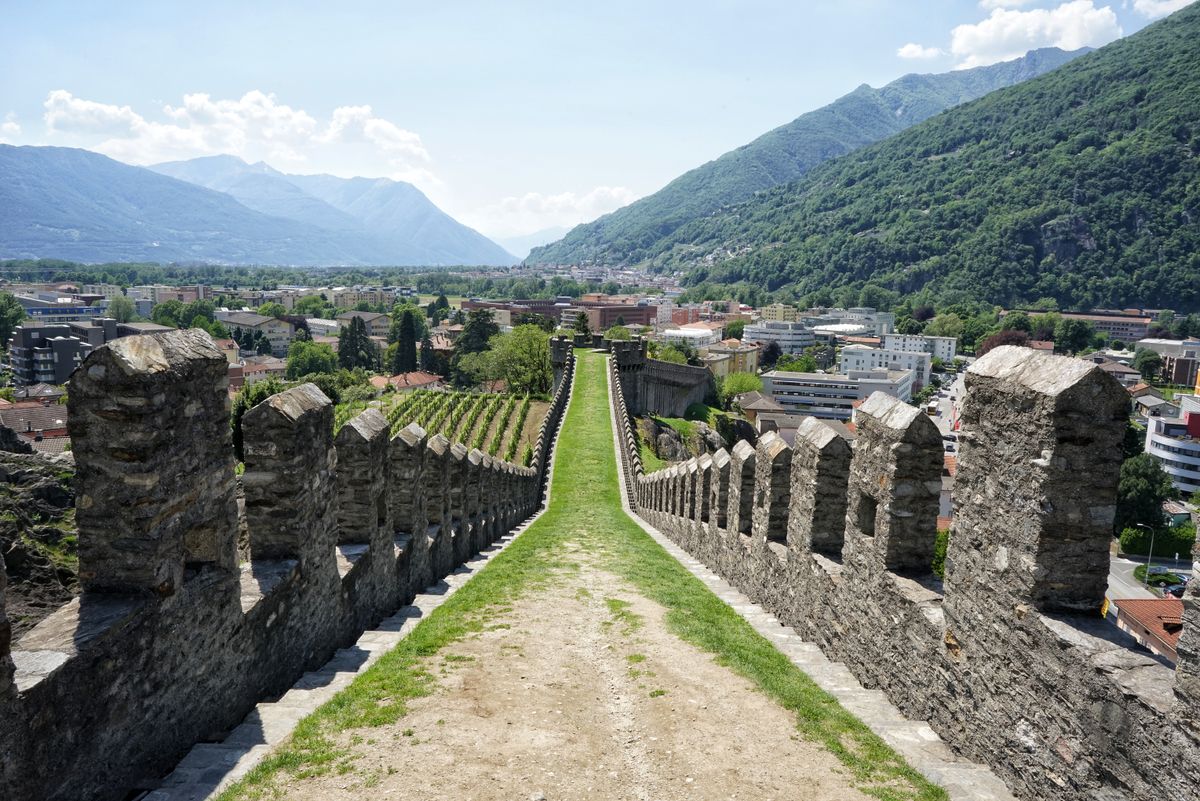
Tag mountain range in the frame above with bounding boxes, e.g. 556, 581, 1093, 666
527, 46, 1090, 267
594, 2, 1200, 312
0, 147, 515, 266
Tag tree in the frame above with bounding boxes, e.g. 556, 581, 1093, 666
257, 302, 287, 318
1133, 348, 1162, 382
450, 309, 500, 384
513, 312, 555, 332
1001, 312, 1032, 332
721, 372, 763, 408
1115, 453, 1177, 533
725, 319, 746, 340
760, 341, 782, 369
388, 303, 428, 343
977, 329, 1029, 356
286, 340, 338, 380
0, 292, 26, 349
337, 316, 379, 370
776, 353, 818, 372
572, 312, 591, 335
107, 294, 136, 323
1030, 312, 1061, 342
230, 378, 285, 462
392, 309, 419, 374
924, 313, 964, 340
1053, 318, 1095, 355
294, 294, 335, 318
460, 325, 553, 395
604, 324, 632, 341
151, 299, 186, 328
651, 345, 687, 365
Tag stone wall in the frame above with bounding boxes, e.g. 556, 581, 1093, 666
618, 345, 1200, 801
0, 330, 575, 801
610, 337, 713, 417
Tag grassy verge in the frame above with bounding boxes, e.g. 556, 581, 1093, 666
218, 350, 945, 801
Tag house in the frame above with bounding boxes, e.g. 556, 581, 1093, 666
1095, 359, 1142, 388
1135, 395, 1179, 419
701, 339, 759, 379
734, 391, 784, 424
221, 312, 294, 357
0, 405, 69, 445
368, 371, 445, 393
336, 311, 391, 339
1127, 383, 1162, 400
241, 356, 287, 386
1113, 598, 1184, 663
213, 338, 240, 364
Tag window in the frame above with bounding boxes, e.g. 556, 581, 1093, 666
857, 494, 877, 538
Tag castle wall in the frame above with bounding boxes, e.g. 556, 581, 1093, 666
0, 330, 575, 801
617, 345, 1200, 801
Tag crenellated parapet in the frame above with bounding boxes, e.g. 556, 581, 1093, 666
617, 345, 1200, 801
0, 331, 574, 801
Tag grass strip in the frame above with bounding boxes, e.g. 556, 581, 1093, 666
218, 350, 945, 801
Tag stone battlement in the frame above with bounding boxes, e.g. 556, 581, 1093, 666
611, 347, 1200, 801
0, 329, 576, 801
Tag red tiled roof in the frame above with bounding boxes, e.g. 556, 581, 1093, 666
374, 371, 444, 391
1114, 598, 1185, 650
1027, 340, 1054, 351
937, 515, 953, 531
1128, 382, 1151, 394
943, 454, 957, 478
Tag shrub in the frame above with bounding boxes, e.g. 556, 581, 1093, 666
1118, 522, 1195, 558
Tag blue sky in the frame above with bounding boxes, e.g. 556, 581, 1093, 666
0, 0, 1190, 239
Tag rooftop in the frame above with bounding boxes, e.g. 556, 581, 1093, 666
1114, 598, 1185, 651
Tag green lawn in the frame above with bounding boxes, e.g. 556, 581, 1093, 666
218, 349, 944, 801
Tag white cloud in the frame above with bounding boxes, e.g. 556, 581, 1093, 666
464, 186, 638, 239
1131, 0, 1195, 18
897, 43, 944, 59
979, 0, 1034, 8
950, 1, 1122, 68
0, 113, 20, 144
40, 89, 436, 189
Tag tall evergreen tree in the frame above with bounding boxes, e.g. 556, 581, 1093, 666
338, 316, 379, 370
392, 309, 419, 374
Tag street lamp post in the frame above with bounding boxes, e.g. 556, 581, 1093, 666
1136, 523, 1156, 586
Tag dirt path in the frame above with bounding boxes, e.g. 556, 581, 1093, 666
273, 551, 869, 801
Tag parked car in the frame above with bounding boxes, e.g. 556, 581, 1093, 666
1164, 584, 1187, 598
944, 443, 956, 452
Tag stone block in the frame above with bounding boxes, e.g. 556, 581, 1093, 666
334, 408, 390, 546
947, 346, 1129, 614
788, 417, 853, 557
727, 440, 756, 537
69, 329, 237, 594
752, 431, 791, 548
243, 383, 336, 569
844, 392, 942, 575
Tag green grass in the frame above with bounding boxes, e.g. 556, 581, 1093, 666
217, 349, 945, 801
639, 439, 667, 473
1132, 564, 1186, 587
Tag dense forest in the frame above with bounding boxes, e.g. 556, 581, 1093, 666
596, 5, 1200, 313
527, 47, 1087, 267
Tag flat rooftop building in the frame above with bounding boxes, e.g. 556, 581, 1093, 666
762, 367, 914, 421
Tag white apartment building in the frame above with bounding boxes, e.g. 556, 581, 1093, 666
801, 307, 896, 336
1144, 394, 1200, 495
762, 368, 915, 421
660, 327, 721, 349
839, 344, 932, 387
882, 333, 958, 363
306, 318, 342, 337
743, 320, 817, 354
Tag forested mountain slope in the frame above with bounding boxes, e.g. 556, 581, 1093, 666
638, 4, 1200, 312
527, 47, 1087, 266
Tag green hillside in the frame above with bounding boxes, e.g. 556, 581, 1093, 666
526, 47, 1087, 267
632, 6, 1200, 312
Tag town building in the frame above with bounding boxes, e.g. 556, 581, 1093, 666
1134, 338, 1200, 387
881, 333, 958, 363
13, 293, 106, 324
7, 319, 172, 385
1002, 309, 1152, 342
336, 311, 391, 339
759, 303, 800, 322
800, 307, 896, 336
700, 339, 759, 379
240, 356, 288, 387
1143, 394, 1200, 495
660, 327, 721, 349
838, 344, 933, 388
368, 371, 446, 393
220, 312, 295, 357
305, 318, 342, 337
742, 320, 818, 355
1113, 598, 1184, 664
761, 368, 914, 421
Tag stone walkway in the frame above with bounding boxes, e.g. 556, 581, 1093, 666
147, 351, 1019, 801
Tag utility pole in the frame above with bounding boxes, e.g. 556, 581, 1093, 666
1136, 523, 1156, 586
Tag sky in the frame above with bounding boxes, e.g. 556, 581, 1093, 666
0, 0, 1192, 242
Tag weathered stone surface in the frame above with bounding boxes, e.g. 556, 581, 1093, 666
0, 550, 11, 697
69, 329, 237, 595
616, 345, 1200, 801
243, 384, 336, 570
752, 431, 791, 554
947, 345, 1129, 613
726, 440, 756, 538
844, 392, 942, 575
787, 417, 852, 557
335, 409, 390, 546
